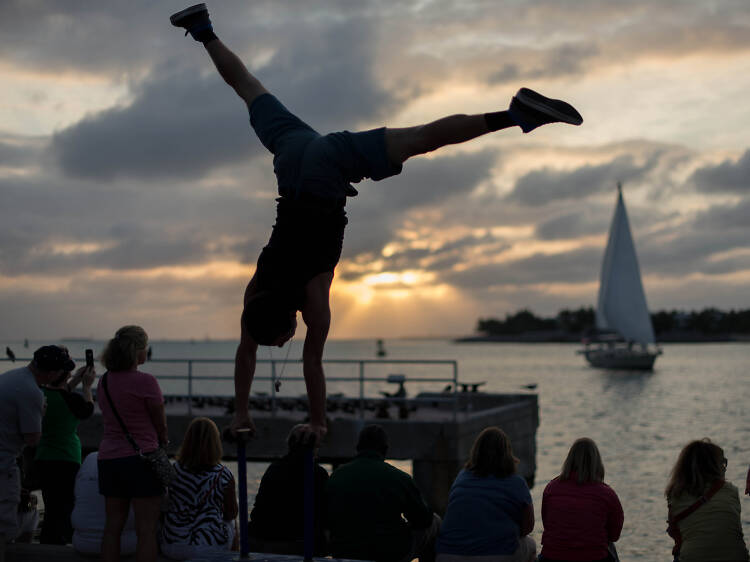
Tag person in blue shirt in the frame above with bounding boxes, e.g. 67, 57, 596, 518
170, 3, 583, 447
437, 427, 536, 562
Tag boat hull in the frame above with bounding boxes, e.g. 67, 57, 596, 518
580, 347, 660, 370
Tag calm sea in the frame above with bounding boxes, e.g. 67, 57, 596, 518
4, 338, 750, 560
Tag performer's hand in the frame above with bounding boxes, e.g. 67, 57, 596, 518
294, 422, 327, 447
229, 412, 256, 439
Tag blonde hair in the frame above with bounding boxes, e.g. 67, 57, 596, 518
177, 417, 223, 471
101, 325, 148, 372
665, 438, 725, 499
560, 438, 605, 484
465, 427, 518, 478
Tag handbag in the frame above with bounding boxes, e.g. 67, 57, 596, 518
101, 371, 175, 487
666, 478, 725, 560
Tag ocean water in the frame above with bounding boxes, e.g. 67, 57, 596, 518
4, 338, 750, 559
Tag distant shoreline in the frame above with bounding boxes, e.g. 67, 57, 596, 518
454, 332, 750, 344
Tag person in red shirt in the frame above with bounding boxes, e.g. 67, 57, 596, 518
540, 438, 624, 562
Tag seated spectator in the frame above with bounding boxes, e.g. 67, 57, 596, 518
539, 438, 623, 562
665, 439, 748, 562
326, 424, 440, 562
36, 362, 96, 544
248, 424, 328, 555
437, 427, 535, 562
159, 417, 238, 560
72, 452, 137, 556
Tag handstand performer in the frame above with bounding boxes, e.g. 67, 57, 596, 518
170, 4, 583, 445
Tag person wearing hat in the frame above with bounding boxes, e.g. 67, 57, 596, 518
35, 351, 96, 545
0, 345, 84, 553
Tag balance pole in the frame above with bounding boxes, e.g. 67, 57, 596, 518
236, 428, 251, 558
303, 447, 314, 561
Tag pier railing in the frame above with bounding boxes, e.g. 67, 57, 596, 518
2, 356, 460, 420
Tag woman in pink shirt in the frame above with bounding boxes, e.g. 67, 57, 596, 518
540, 438, 624, 562
96, 325, 168, 562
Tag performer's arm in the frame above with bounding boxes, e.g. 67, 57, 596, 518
232, 330, 258, 436
204, 40, 269, 108
299, 273, 333, 444
231, 277, 260, 436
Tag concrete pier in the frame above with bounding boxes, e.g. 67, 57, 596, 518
78, 392, 538, 514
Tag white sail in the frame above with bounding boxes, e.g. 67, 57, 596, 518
595, 186, 655, 344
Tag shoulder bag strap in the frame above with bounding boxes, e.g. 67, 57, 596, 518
101, 371, 142, 455
669, 479, 725, 525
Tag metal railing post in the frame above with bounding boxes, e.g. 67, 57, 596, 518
359, 361, 365, 419
452, 360, 458, 422
270, 360, 277, 416
187, 360, 193, 416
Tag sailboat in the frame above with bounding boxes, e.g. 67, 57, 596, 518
579, 183, 662, 370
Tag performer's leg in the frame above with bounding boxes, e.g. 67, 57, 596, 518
171, 4, 268, 106
386, 88, 582, 164
385, 113, 497, 164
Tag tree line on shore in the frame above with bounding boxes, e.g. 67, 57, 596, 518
476, 307, 750, 337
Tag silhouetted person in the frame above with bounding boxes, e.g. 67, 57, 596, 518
0, 346, 76, 550
5, 347, 15, 362
326, 424, 440, 561
170, 3, 583, 446
539, 438, 623, 562
248, 424, 328, 556
666, 439, 748, 562
437, 427, 535, 562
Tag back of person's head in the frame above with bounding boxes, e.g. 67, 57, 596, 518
665, 438, 726, 499
465, 426, 518, 478
560, 437, 605, 484
287, 424, 314, 454
356, 424, 389, 457
177, 417, 223, 472
32, 345, 75, 374
101, 325, 148, 372
242, 291, 294, 346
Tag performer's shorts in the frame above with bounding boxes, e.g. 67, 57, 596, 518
248, 93, 402, 200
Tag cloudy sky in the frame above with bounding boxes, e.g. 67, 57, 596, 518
1, 0, 749, 340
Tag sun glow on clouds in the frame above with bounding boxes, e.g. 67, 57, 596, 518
0, 62, 130, 136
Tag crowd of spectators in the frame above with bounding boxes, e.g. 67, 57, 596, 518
1, 338, 749, 562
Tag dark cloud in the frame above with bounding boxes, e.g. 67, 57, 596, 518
344, 149, 497, 257
49, 14, 394, 181
0, 136, 44, 167
443, 247, 601, 290
690, 149, 750, 194
507, 154, 658, 206
50, 65, 257, 180
536, 209, 609, 240
0, 172, 274, 277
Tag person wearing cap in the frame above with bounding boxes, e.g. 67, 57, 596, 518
0, 345, 79, 551
35, 354, 96, 544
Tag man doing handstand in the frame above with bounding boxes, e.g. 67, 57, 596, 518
170, 4, 583, 445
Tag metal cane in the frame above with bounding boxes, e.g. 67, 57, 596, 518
303, 447, 314, 561
236, 428, 251, 559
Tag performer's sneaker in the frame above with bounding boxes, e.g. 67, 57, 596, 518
509, 87, 583, 133
170, 3, 212, 37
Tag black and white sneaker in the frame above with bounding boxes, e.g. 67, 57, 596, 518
509, 88, 583, 133
170, 3, 212, 36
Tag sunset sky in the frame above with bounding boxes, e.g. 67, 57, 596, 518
1, 1, 749, 340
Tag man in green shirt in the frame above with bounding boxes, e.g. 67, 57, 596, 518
326, 425, 440, 561
35, 361, 95, 544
